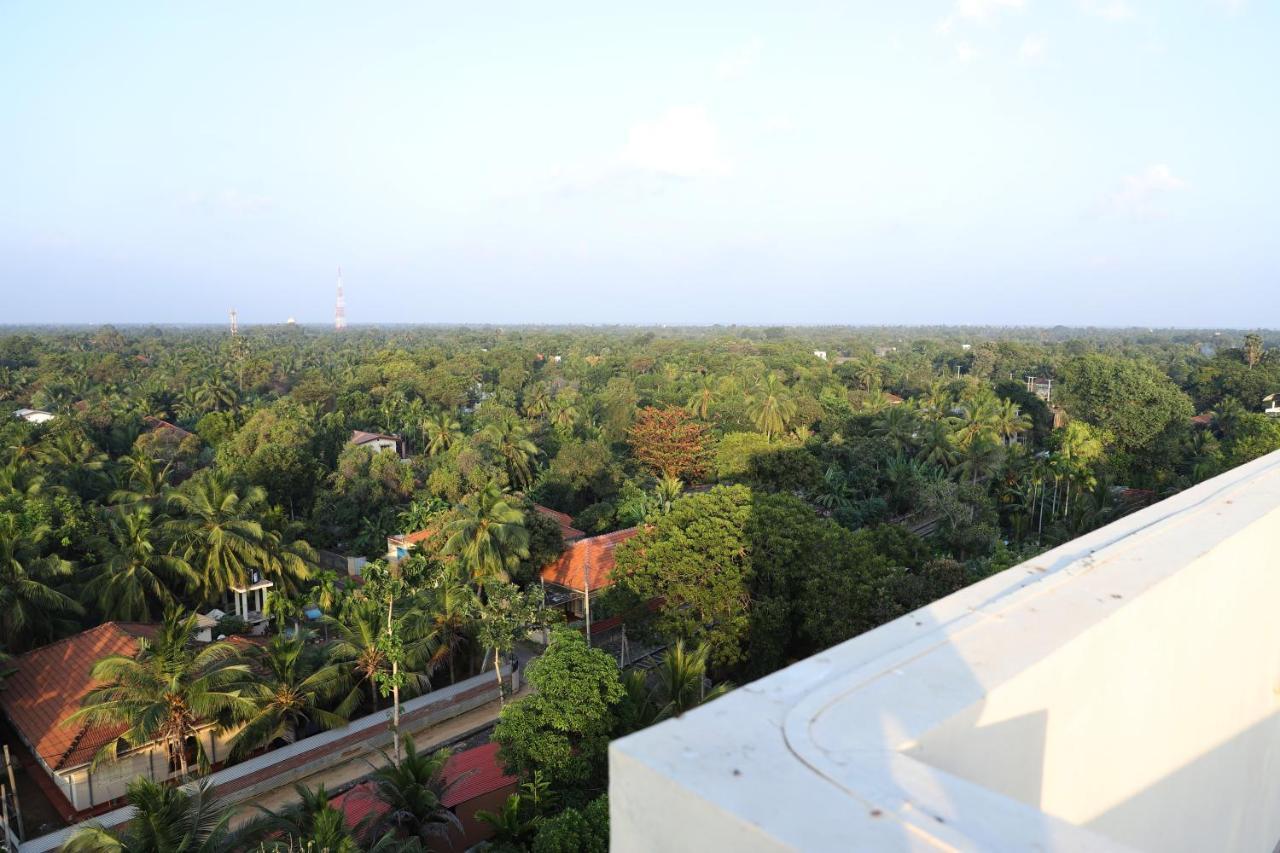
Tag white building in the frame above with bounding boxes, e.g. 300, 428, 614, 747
12, 407, 56, 424
349, 429, 407, 457
611, 449, 1280, 853
813, 350, 827, 361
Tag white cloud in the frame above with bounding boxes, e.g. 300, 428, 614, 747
616, 106, 732, 178
1108, 164, 1186, 216
1079, 0, 1136, 21
1018, 35, 1047, 61
715, 38, 762, 81
955, 41, 979, 63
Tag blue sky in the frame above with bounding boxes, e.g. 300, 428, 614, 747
3, 1, 1275, 326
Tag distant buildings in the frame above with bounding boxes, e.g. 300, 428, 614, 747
12, 407, 55, 424
1025, 376, 1054, 403
813, 350, 828, 361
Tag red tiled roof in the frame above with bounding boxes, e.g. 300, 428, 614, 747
1190, 412, 1215, 426
389, 527, 438, 548
539, 528, 638, 592
0, 622, 156, 771
533, 504, 585, 542
143, 415, 193, 439
332, 781, 389, 831
331, 743, 515, 829
440, 742, 517, 807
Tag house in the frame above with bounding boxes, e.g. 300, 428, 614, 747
143, 415, 193, 440
539, 528, 639, 629
1190, 412, 1216, 428
12, 408, 55, 424
349, 430, 407, 458
874, 346, 897, 358
533, 504, 586, 542
813, 350, 828, 361
883, 392, 905, 406
1025, 375, 1053, 402
0, 623, 241, 819
386, 527, 439, 563
1264, 394, 1280, 417
229, 571, 273, 633
332, 742, 517, 851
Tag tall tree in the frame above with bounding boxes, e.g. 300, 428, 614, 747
82, 506, 199, 622
70, 610, 254, 776
0, 515, 81, 651
62, 778, 243, 853
746, 374, 797, 440
359, 737, 463, 845
442, 481, 530, 584
165, 472, 271, 599
627, 406, 711, 481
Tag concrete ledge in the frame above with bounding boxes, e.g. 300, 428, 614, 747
611, 450, 1280, 853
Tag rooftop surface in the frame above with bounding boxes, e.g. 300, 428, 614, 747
611, 449, 1280, 853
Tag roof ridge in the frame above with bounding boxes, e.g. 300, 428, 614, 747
12, 621, 132, 661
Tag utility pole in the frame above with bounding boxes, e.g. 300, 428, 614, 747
2, 746, 21, 843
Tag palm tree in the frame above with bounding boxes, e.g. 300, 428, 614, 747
652, 640, 730, 719
655, 475, 684, 514
916, 420, 959, 470
746, 374, 797, 440
358, 736, 463, 845
481, 417, 540, 490
956, 435, 1006, 485
63, 777, 242, 853
110, 452, 174, 508
328, 598, 435, 713
0, 515, 82, 651
422, 571, 477, 685
522, 383, 553, 419
685, 374, 719, 420
992, 398, 1032, 445
549, 396, 580, 434
442, 481, 530, 585
423, 412, 462, 457
69, 609, 255, 776
871, 405, 919, 452
228, 634, 359, 760
82, 506, 199, 622
474, 791, 540, 850
165, 472, 271, 599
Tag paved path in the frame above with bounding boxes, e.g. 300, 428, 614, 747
229, 645, 540, 826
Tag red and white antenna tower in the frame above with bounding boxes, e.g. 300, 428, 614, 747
229, 308, 238, 336
334, 267, 347, 331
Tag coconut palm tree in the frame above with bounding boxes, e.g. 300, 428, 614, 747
422, 571, 477, 685
916, 420, 959, 470
227, 634, 360, 760
328, 598, 435, 713
110, 452, 174, 508
685, 374, 719, 420
522, 383, 553, 419
652, 640, 730, 719
82, 506, 199, 622
423, 412, 462, 457
956, 435, 1006, 485
871, 405, 919, 452
481, 417, 540, 490
165, 472, 272, 599
442, 481, 530, 585
992, 398, 1032, 445
62, 777, 243, 853
358, 737, 463, 845
0, 515, 81, 651
746, 374, 797, 440
70, 609, 255, 777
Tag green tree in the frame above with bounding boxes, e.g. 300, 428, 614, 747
423, 411, 463, 457
228, 633, 360, 760
165, 471, 272, 599
474, 581, 541, 707
0, 514, 81, 651
492, 628, 624, 793
83, 506, 199, 622
70, 610, 254, 776
530, 795, 609, 853
442, 481, 530, 584
63, 778, 242, 853
1058, 354, 1194, 451
360, 736, 462, 845
613, 485, 753, 667
746, 373, 797, 440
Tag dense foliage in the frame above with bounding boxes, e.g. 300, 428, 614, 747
4, 323, 1278, 849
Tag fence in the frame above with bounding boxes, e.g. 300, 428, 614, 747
18, 665, 509, 852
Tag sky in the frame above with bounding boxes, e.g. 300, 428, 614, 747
2, 1, 1276, 326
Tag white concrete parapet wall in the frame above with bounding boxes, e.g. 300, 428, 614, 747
610, 449, 1280, 853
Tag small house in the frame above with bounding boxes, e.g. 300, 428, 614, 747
12, 408, 55, 424
539, 528, 639, 629
533, 504, 586, 542
349, 430, 407, 458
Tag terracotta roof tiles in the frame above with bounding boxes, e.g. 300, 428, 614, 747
539, 528, 638, 592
